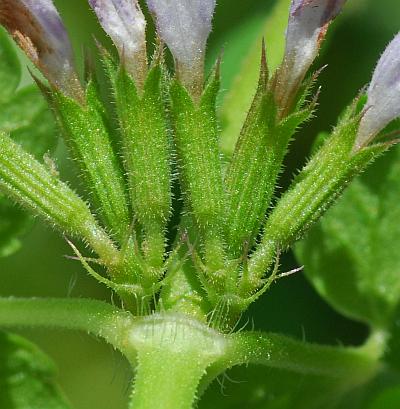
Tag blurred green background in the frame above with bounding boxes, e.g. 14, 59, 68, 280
1, 0, 400, 408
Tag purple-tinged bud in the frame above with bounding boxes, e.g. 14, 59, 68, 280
146, 0, 216, 98
0, 0, 82, 100
88, 0, 147, 87
354, 33, 400, 151
276, 0, 346, 112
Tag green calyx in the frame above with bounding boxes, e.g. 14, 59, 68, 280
0, 37, 395, 330
245, 104, 388, 296
169, 66, 225, 257
224, 46, 315, 259
49, 81, 130, 244
112, 64, 172, 272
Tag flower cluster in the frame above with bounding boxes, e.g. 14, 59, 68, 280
1, 0, 399, 148
0, 0, 217, 98
0, 0, 400, 325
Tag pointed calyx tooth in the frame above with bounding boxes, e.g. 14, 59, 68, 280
354, 33, 400, 151
88, 0, 147, 87
0, 0, 82, 100
146, 0, 216, 98
275, 0, 347, 112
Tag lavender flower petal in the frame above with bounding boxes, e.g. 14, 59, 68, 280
0, 0, 81, 98
277, 0, 346, 109
88, 0, 147, 84
355, 33, 400, 150
286, 0, 346, 80
146, 0, 215, 68
146, 0, 216, 95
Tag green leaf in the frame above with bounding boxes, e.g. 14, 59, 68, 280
295, 145, 400, 328
0, 199, 34, 258
0, 28, 21, 103
385, 303, 400, 371
0, 86, 56, 158
367, 386, 400, 409
0, 331, 71, 409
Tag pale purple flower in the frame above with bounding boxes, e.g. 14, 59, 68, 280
0, 0, 81, 99
88, 0, 147, 85
146, 0, 216, 96
354, 33, 400, 150
276, 0, 347, 110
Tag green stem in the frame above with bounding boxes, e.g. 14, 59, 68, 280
0, 297, 384, 377
0, 297, 385, 409
199, 332, 383, 400
160, 216, 212, 321
226, 331, 382, 380
130, 349, 208, 409
0, 298, 225, 408
127, 314, 226, 409
0, 297, 134, 356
